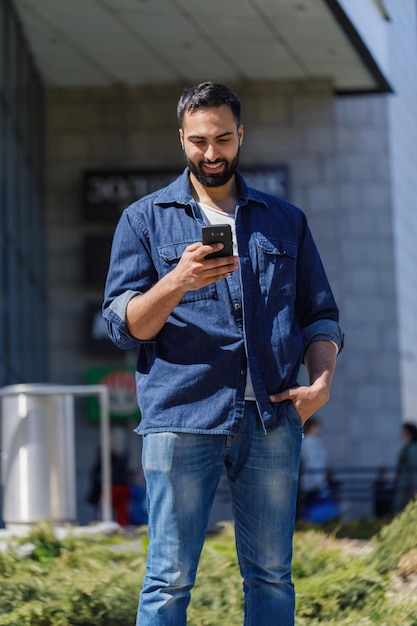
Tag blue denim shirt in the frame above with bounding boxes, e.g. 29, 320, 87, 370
103, 169, 343, 435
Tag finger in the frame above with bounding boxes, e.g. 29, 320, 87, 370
203, 260, 239, 278
185, 242, 204, 253
269, 391, 289, 403
204, 255, 239, 269
269, 387, 300, 403
195, 243, 224, 259
198, 268, 237, 287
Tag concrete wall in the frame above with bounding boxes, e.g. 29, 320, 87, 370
45, 78, 402, 522
386, 0, 417, 420
331, 94, 400, 472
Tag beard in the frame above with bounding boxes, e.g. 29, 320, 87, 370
186, 147, 240, 188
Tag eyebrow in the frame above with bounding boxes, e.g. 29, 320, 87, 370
187, 131, 235, 140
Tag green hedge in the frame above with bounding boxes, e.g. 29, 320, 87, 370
1, 500, 416, 625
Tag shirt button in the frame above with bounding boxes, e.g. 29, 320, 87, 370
234, 303, 241, 310
240, 370, 246, 376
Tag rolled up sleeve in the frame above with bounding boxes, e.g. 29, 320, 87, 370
302, 318, 344, 355
103, 290, 142, 350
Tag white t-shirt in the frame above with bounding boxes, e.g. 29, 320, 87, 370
199, 203, 255, 400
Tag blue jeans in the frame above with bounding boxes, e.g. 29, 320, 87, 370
137, 402, 302, 626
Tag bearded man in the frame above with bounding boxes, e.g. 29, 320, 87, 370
103, 81, 343, 626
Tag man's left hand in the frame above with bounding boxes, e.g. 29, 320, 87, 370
269, 340, 338, 425
269, 382, 330, 425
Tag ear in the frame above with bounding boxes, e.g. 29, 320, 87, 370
179, 128, 184, 150
238, 124, 244, 146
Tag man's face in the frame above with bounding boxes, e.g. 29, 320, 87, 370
179, 104, 243, 188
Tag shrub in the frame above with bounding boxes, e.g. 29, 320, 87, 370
371, 498, 417, 574
0, 526, 145, 625
0, 509, 417, 625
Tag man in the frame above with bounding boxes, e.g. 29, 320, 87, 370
300, 416, 328, 499
299, 416, 340, 524
103, 82, 343, 626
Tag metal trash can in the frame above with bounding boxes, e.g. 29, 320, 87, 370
0, 384, 76, 525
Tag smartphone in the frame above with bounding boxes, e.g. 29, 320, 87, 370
202, 224, 233, 259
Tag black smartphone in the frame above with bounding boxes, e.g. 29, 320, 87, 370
202, 224, 233, 259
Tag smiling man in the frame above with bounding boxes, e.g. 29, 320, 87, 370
180, 104, 242, 190
103, 82, 343, 626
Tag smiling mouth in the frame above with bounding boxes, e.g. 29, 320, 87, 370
202, 161, 225, 172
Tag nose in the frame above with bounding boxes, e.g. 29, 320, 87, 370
204, 143, 219, 162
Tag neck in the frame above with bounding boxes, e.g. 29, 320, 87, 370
189, 173, 238, 213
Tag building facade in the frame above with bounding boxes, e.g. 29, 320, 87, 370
0, 0, 47, 386
1, 0, 417, 523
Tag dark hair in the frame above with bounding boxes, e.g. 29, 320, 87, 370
177, 82, 241, 128
402, 422, 417, 442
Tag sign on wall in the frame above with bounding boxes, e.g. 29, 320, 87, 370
86, 366, 140, 421
81, 166, 290, 222
242, 166, 290, 199
82, 170, 181, 221
83, 236, 113, 287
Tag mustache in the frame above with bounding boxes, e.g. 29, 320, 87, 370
200, 159, 227, 165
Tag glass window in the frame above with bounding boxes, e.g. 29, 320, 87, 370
0, 0, 46, 385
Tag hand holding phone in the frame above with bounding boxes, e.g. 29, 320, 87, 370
202, 224, 233, 259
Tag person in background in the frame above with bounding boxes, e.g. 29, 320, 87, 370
373, 467, 393, 518
392, 422, 417, 514
129, 469, 148, 526
299, 416, 328, 504
87, 426, 131, 526
103, 81, 343, 626
298, 416, 339, 523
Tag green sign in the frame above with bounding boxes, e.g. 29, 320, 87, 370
86, 366, 141, 421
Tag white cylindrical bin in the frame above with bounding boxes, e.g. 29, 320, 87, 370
1, 384, 76, 525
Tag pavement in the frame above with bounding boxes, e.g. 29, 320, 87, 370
0, 520, 123, 553
0, 519, 226, 556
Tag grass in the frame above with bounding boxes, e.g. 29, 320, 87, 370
0, 500, 416, 625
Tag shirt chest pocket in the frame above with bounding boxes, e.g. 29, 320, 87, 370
256, 237, 297, 299
158, 241, 218, 304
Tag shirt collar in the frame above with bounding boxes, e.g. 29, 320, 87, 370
154, 168, 268, 208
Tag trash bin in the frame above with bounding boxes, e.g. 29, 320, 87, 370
0, 384, 76, 525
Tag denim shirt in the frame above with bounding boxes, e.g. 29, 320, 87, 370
103, 169, 343, 436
